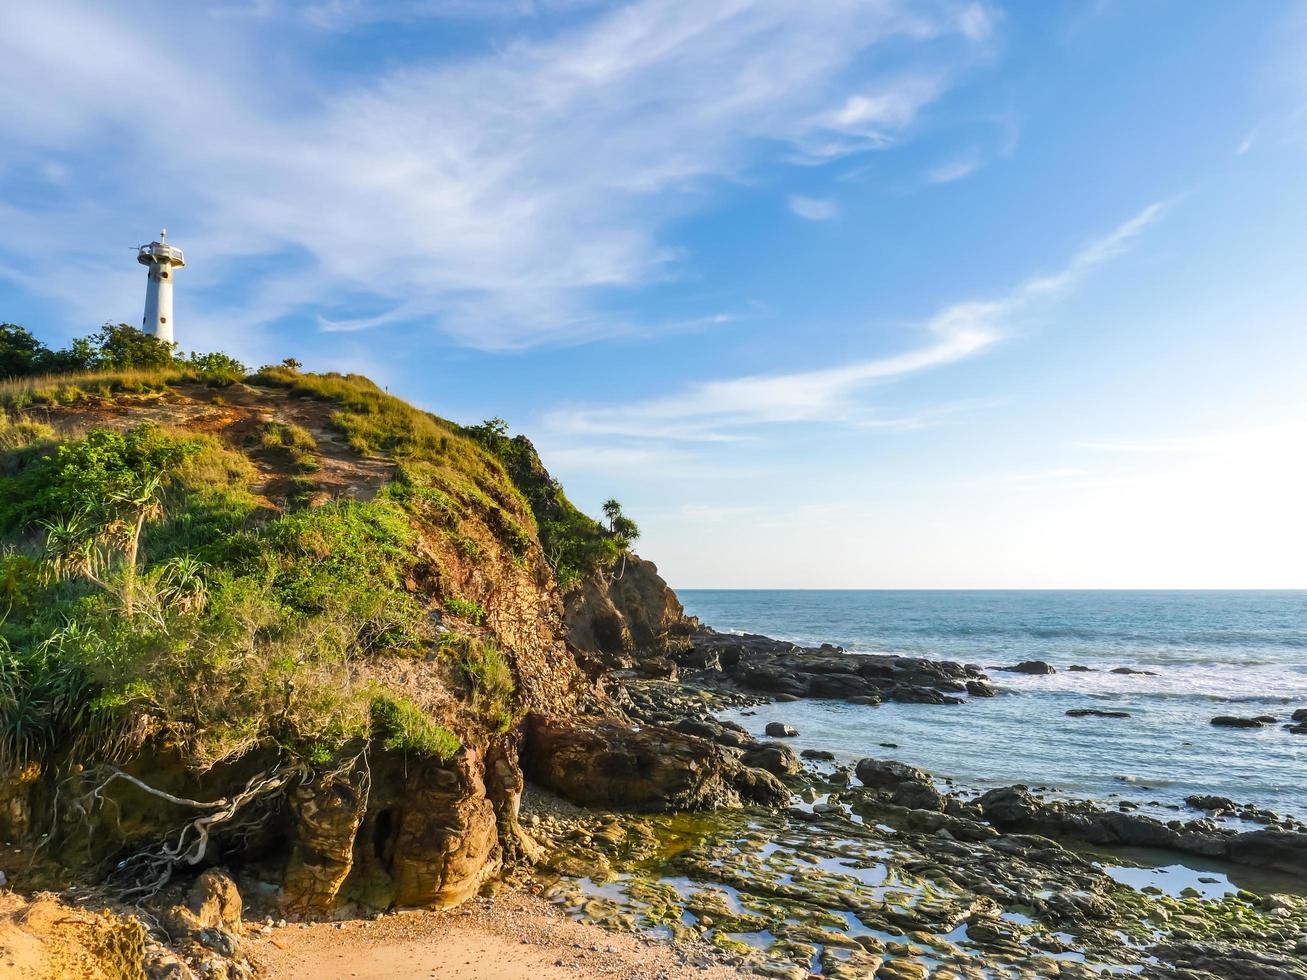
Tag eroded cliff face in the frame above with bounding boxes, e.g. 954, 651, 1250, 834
564, 554, 697, 667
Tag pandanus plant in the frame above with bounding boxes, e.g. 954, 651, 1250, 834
41, 470, 167, 617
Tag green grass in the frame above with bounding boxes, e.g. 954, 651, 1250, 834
369, 691, 460, 760
257, 420, 319, 474
443, 597, 485, 625
439, 632, 517, 733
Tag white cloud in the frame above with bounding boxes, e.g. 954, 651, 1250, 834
545, 202, 1164, 440
0, 0, 995, 351
926, 149, 983, 183
787, 195, 839, 221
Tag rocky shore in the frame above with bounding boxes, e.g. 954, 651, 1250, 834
521, 668, 1307, 980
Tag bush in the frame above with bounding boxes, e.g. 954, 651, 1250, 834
185, 351, 247, 386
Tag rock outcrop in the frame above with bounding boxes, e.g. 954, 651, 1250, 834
672, 629, 987, 705
565, 555, 697, 665
522, 714, 788, 810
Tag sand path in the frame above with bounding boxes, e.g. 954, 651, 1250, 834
247, 891, 749, 980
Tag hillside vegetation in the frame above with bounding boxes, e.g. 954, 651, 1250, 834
0, 323, 637, 903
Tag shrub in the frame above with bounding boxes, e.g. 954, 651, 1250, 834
444, 596, 485, 625
185, 351, 247, 386
369, 692, 459, 759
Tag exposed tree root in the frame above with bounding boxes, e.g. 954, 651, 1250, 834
75, 763, 307, 901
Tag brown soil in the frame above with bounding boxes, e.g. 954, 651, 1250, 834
248, 890, 748, 980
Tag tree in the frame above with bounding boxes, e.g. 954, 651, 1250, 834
0, 324, 53, 379
601, 498, 622, 530
82, 323, 176, 370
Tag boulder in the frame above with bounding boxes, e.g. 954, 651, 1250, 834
733, 766, 791, 807
976, 787, 1047, 826
765, 722, 798, 738
741, 741, 802, 778
673, 718, 723, 740
1292, 707, 1307, 723
1066, 708, 1131, 719
1109, 666, 1157, 676
524, 715, 750, 810
185, 869, 243, 933
892, 781, 946, 813
807, 673, 881, 698
1210, 716, 1265, 729
965, 680, 996, 697
855, 758, 931, 790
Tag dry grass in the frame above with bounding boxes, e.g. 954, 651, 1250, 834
0, 367, 199, 411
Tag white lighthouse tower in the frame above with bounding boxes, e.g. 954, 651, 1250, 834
137, 229, 185, 344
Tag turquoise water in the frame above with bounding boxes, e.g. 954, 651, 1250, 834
682, 590, 1307, 821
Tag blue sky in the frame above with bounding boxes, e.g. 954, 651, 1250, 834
2, 1, 1306, 588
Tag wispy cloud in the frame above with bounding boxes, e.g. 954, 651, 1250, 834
0, 0, 995, 352
545, 202, 1164, 441
788, 195, 839, 221
926, 148, 983, 183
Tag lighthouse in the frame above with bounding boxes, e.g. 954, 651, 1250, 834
137, 229, 185, 344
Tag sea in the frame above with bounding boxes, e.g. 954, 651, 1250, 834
681, 590, 1307, 823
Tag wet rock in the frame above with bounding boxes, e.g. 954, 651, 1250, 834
673, 718, 723, 740
801, 749, 836, 761
1210, 716, 1265, 728
1186, 794, 1237, 811
976, 787, 1046, 826
855, 758, 931, 790
1226, 829, 1307, 875
1068, 665, 1094, 672
765, 722, 798, 738
1066, 708, 1131, 718
1109, 666, 1157, 676
999, 661, 1056, 675
734, 766, 792, 807
965, 680, 996, 697
1292, 707, 1307, 723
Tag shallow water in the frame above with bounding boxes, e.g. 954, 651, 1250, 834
684, 590, 1307, 820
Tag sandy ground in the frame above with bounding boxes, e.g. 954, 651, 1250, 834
247, 891, 749, 980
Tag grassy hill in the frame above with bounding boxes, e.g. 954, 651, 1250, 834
0, 356, 632, 903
